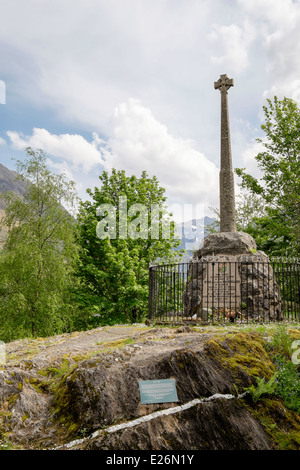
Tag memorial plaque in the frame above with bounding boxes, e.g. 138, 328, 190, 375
139, 379, 178, 404
202, 261, 241, 308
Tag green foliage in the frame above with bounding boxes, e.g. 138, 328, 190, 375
274, 359, 300, 414
260, 326, 300, 414
267, 326, 300, 414
206, 206, 219, 233
235, 190, 266, 231
0, 148, 79, 342
244, 373, 278, 402
75, 169, 183, 327
236, 208, 294, 256
235, 96, 300, 256
267, 325, 294, 360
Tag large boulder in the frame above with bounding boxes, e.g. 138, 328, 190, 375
196, 231, 258, 257
1, 325, 300, 450
183, 232, 282, 321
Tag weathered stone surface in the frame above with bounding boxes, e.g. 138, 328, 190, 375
214, 73, 236, 233
1, 325, 299, 450
183, 232, 282, 321
86, 399, 272, 450
50, 336, 243, 434
196, 231, 258, 257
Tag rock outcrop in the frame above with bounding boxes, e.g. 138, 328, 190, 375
197, 231, 258, 257
0, 325, 299, 450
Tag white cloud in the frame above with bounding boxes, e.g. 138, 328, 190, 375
6, 128, 105, 173
0, 0, 212, 135
0, 137, 6, 146
239, 140, 265, 181
238, 0, 299, 30
103, 99, 219, 209
5, 99, 220, 218
2, 0, 300, 219
208, 20, 255, 75
238, 0, 300, 103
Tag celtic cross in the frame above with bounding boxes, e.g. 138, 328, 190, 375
214, 74, 236, 233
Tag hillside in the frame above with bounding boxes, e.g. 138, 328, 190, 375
0, 163, 28, 248
0, 163, 27, 209
0, 209, 8, 248
175, 216, 215, 259
1, 323, 299, 450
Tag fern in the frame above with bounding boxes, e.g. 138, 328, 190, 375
244, 373, 277, 402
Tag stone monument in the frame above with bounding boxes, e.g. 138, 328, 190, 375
214, 73, 236, 233
183, 74, 282, 322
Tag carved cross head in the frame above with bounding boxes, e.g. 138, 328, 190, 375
214, 74, 234, 93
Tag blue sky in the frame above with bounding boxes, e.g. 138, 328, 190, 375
1, 0, 300, 221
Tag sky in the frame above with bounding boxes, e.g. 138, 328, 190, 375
1, 0, 300, 222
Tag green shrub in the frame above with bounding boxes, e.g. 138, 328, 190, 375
274, 359, 300, 414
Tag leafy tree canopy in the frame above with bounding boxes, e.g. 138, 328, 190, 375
235, 96, 300, 256
75, 169, 182, 327
0, 148, 79, 341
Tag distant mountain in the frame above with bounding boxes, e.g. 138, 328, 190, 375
174, 216, 216, 260
0, 163, 76, 250
0, 163, 27, 209
0, 163, 28, 248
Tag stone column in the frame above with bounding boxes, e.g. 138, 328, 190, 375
214, 74, 236, 233
181, 76, 282, 323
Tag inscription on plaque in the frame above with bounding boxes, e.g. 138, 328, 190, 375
139, 379, 178, 404
202, 261, 241, 308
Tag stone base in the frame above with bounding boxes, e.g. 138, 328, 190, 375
195, 231, 260, 258
183, 232, 282, 322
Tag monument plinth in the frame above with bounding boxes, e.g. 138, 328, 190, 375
182, 75, 282, 322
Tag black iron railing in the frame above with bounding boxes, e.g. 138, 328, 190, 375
148, 256, 300, 323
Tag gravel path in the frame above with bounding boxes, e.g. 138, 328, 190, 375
4, 324, 154, 365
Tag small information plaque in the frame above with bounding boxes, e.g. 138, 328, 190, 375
139, 379, 178, 404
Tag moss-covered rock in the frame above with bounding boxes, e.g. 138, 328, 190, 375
0, 324, 299, 450
204, 332, 275, 388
